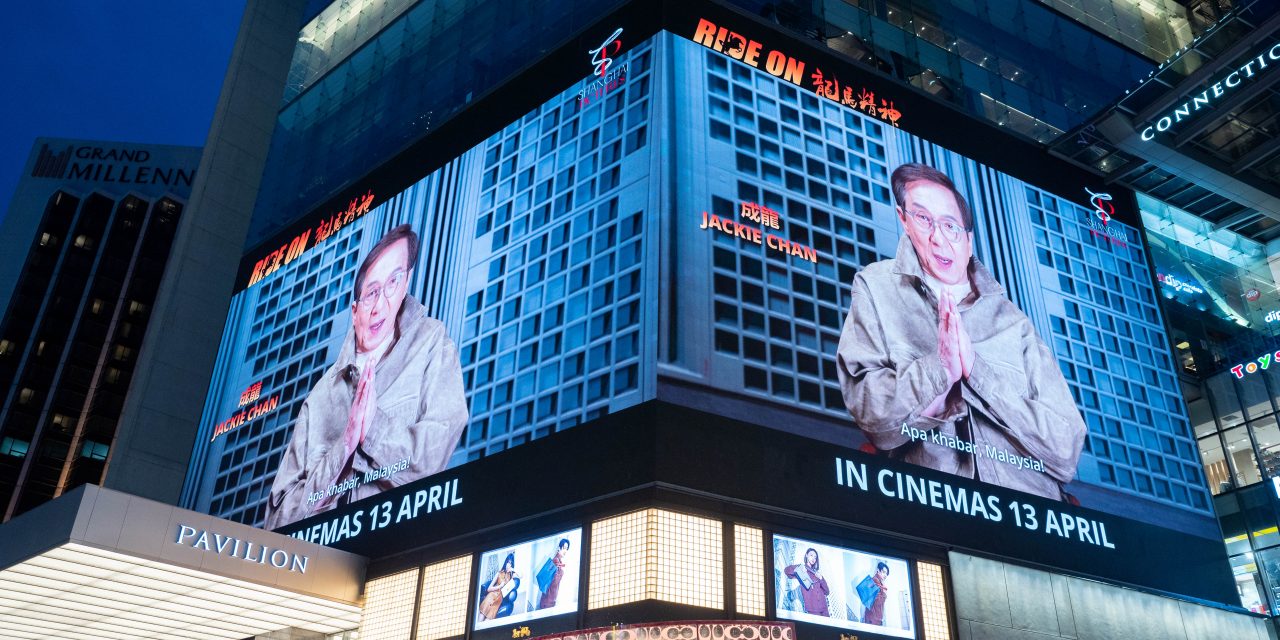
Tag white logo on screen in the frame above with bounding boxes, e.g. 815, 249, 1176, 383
1084, 188, 1114, 225
589, 28, 624, 77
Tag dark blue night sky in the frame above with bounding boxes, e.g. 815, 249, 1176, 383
0, 2, 247, 225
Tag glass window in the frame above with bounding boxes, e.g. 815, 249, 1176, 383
1253, 419, 1280, 480
1232, 553, 1270, 615
1257, 548, 1280, 615
1200, 435, 1232, 494
1240, 374, 1275, 421
1224, 426, 1262, 487
1188, 396, 1217, 438
1208, 373, 1245, 429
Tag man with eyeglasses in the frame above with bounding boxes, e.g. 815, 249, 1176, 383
266, 224, 468, 529
836, 163, 1086, 501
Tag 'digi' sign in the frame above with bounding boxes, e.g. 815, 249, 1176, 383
1232, 350, 1280, 379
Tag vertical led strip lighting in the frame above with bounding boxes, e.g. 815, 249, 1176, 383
418, 555, 473, 640
653, 510, 724, 608
588, 510, 650, 608
589, 509, 724, 610
359, 568, 420, 640
916, 562, 952, 640
734, 524, 766, 616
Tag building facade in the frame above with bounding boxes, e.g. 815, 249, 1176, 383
0, 138, 198, 521
8, 0, 1280, 638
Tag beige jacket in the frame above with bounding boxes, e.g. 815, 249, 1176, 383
265, 295, 468, 529
836, 236, 1086, 500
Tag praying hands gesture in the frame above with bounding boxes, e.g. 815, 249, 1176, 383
923, 291, 975, 417
344, 355, 380, 460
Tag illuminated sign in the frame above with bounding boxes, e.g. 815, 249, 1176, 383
1157, 273, 1205, 295
289, 477, 462, 545
537, 622, 796, 640
1083, 188, 1127, 247
474, 529, 582, 630
811, 70, 901, 127
579, 27, 630, 107
691, 18, 902, 127
211, 381, 280, 441
1140, 40, 1280, 141
30, 142, 196, 187
1085, 188, 1113, 225
247, 190, 375, 288
589, 27, 624, 77
174, 524, 309, 573
193, 27, 1219, 600
835, 457, 1115, 549
697, 201, 821, 263
1231, 349, 1280, 379
1266, 310, 1280, 323
578, 63, 628, 107
774, 533, 915, 638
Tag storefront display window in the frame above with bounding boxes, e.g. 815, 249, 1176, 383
1231, 553, 1269, 615
1252, 420, 1280, 480
1200, 435, 1231, 495
1224, 426, 1262, 487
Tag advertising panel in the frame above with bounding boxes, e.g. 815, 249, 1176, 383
474, 529, 583, 630
182, 29, 662, 530
659, 15, 1215, 538
180, 0, 1226, 599
773, 534, 914, 639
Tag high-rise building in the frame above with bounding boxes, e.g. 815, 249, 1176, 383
0, 138, 199, 521
3, 1, 1280, 639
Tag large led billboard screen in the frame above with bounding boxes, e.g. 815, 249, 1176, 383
180, 0, 1224, 599
474, 528, 583, 630
773, 534, 914, 638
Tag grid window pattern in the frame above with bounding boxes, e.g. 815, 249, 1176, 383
252, 0, 632, 246
418, 554, 472, 640
1027, 190, 1209, 512
678, 38, 1209, 515
589, 508, 724, 610
360, 568, 420, 640
186, 41, 659, 525
197, 227, 368, 526
457, 41, 656, 459
653, 510, 724, 608
733, 524, 765, 616
699, 47, 892, 417
917, 561, 952, 640
589, 510, 649, 609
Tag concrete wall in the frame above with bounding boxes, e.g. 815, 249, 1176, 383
104, 0, 307, 502
950, 552, 1277, 640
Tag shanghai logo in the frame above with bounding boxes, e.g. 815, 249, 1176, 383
579, 27, 628, 108
1085, 188, 1114, 226
1081, 188, 1126, 248
589, 27, 624, 77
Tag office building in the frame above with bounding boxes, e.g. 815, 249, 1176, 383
0, 138, 199, 521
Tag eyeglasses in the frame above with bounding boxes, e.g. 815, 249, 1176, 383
905, 209, 966, 242
357, 270, 407, 308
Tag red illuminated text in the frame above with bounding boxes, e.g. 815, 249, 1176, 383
692, 18, 903, 127
247, 190, 376, 288
238, 381, 263, 407
212, 393, 280, 441
696, 201, 821, 264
